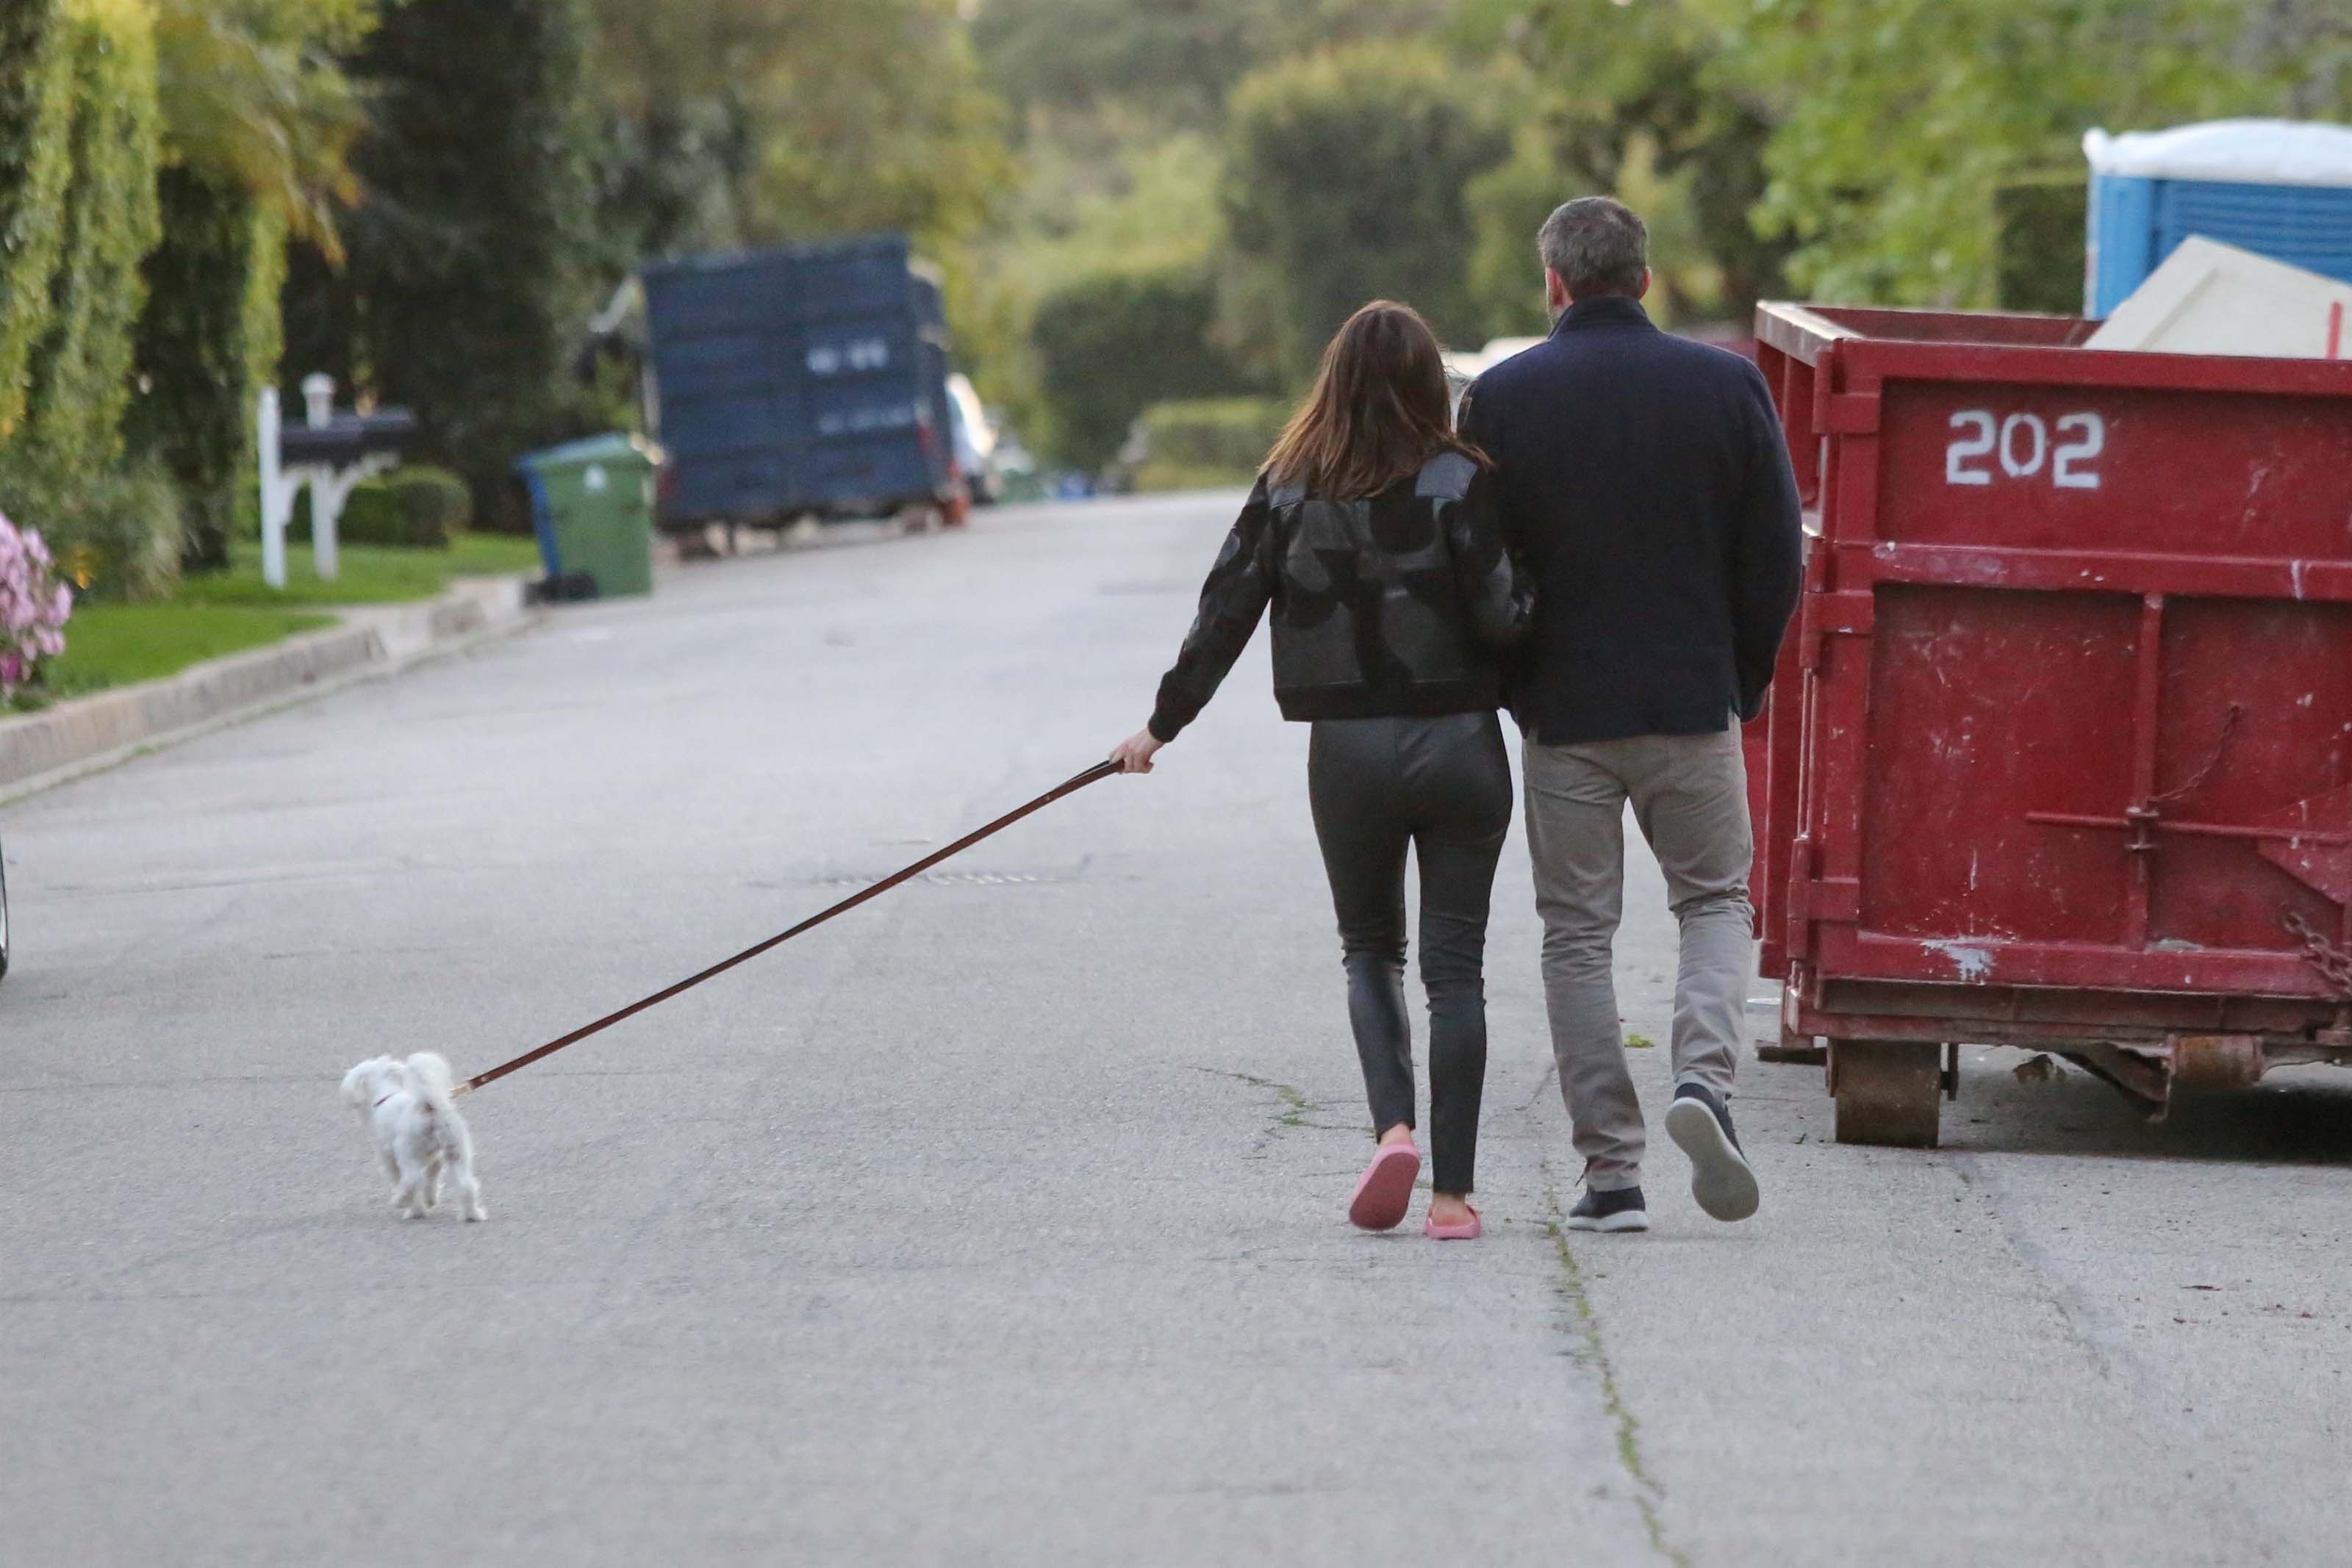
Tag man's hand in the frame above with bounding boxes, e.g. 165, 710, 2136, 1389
1109, 727, 1166, 774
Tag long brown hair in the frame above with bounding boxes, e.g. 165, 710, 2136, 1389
1263, 300, 1485, 499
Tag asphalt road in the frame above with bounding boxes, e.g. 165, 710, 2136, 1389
4, 493, 2348, 1567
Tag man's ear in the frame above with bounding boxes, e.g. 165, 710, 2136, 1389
1635, 267, 1654, 301
1545, 267, 1571, 314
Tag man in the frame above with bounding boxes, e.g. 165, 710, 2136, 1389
1460, 197, 1801, 1233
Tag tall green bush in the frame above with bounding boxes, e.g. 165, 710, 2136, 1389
18, 0, 164, 479
0, 0, 179, 603
0, 0, 73, 439
1030, 265, 1256, 472
128, 170, 288, 571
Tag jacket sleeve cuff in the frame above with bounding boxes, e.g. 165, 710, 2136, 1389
1147, 711, 1186, 744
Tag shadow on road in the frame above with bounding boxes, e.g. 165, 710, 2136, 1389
1946, 1059, 2352, 1166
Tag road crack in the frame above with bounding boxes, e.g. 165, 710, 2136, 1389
1541, 1185, 1693, 1568
1188, 1066, 1358, 1153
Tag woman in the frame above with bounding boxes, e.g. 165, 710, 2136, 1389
1110, 301, 1533, 1240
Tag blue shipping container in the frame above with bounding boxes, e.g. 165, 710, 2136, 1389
640, 234, 956, 527
2085, 120, 2352, 317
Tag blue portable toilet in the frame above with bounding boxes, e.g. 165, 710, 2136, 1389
2084, 119, 2352, 318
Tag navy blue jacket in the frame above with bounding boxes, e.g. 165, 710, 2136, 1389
1460, 296, 1802, 744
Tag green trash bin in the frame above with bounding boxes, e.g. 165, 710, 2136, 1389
519, 434, 662, 598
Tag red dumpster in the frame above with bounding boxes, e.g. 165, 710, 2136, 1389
1750, 302, 2352, 1145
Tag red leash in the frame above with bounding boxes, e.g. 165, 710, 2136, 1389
454, 760, 1122, 1096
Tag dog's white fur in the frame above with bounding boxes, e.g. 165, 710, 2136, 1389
340, 1052, 487, 1221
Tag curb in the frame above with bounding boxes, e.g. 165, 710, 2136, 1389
0, 576, 539, 802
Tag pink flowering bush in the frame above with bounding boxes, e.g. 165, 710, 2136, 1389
0, 509, 74, 699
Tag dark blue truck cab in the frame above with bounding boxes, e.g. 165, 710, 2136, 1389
640, 234, 956, 528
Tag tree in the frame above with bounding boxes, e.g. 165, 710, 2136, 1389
1458, 0, 1788, 332
134, 0, 374, 569
745, 6, 1007, 251
289, 0, 600, 525
587, 0, 1010, 263
1727, 0, 2348, 305
1222, 42, 1512, 380
975, 0, 1452, 129
977, 0, 1264, 129
148, 0, 370, 259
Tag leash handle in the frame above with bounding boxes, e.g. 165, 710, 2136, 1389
455, 759, 1123, 1096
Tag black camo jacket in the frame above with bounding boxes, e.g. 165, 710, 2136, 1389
1147, 450, 1535, 743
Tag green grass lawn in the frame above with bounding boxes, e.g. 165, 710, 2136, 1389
173, 532, 543, 608
33, 603, 336, 700
4, 532, 542, 710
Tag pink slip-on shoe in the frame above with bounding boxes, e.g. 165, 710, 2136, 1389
1348, 1143, 1420, 1231
1424, 1206, 1482, 1241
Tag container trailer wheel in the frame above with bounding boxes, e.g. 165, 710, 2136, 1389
1827, 1039, 1940, 1146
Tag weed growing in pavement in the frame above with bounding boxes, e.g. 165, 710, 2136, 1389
1190, 1066, 1358, 1154
1545, 1192, 1691, 1568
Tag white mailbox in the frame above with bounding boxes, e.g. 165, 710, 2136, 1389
256, 376, 418, 589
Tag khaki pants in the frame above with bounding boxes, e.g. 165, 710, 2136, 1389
1522, 728, 1752, 1191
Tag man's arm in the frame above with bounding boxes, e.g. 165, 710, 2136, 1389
1147, 477, 1277, 742
1730, 367, 1803, 720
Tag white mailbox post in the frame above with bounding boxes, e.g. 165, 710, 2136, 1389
257, 375, 417, 589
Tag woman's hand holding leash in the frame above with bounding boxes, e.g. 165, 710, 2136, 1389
1110, 728, 1164, 774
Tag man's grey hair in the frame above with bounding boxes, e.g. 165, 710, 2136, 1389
1538, 197, 1649, 299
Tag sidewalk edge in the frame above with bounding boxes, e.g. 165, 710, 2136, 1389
0, 578, 541, 805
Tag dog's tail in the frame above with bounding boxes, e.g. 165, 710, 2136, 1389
404, 1051, 457, 1117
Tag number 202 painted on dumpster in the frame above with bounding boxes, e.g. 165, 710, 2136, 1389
1946, 410, 2104, 490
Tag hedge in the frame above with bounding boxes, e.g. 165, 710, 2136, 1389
0, 0, 73, 441
1131, 398, 1291, 493
291, 466, 473, 549
16, 0, 162, 480
0, 0, 176, 603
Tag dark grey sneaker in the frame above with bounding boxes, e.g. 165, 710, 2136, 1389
1566, 1185, 1649, 1233
1664, 1082, 1760, 1222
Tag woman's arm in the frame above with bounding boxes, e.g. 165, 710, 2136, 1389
1112, 478, 1278, 771
1446, 464, 1535, 651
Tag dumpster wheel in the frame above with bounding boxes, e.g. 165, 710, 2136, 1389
1827, 1039, 1941, 1146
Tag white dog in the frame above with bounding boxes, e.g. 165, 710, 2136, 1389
340, 1052, 487, 1221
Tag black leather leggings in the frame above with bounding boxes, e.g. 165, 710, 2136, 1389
1307, 711, 1513, 1195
